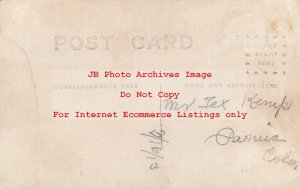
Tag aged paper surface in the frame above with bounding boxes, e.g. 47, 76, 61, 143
0, 0, 300, 188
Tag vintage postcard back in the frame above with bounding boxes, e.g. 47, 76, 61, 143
0, 0, 300, 188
